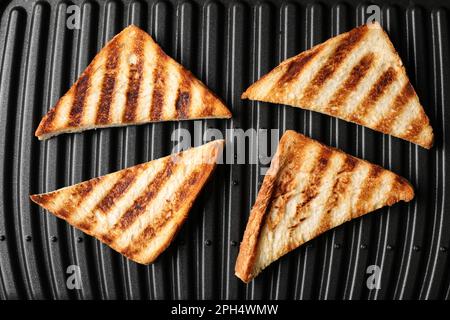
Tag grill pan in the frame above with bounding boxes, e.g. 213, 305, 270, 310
0, 0, 449, 300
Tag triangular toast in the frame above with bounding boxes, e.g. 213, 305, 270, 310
235, 131, 414, 282
242, 22, 433, 149
31, 140, 224, 264
35, 25, 231, 140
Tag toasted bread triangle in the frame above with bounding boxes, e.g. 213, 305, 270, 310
242, 22, 433, 149
35, 25, 231, 140
235, 131, 414, 282
30, 140, 224, 264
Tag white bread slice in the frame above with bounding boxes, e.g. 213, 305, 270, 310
242, 22, 433, 149
35, 25, 231, 140
235, 131, 414, 282
31, 140, 224, 264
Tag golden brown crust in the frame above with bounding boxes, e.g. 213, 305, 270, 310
241, 22, 434, 149
241, 45, 324, 100
30, 140, 224, 265
327, 53, 375, 115
95, 35, 122, 125
300, 24, 369, 106
350, 67, 397, 122
235, 130, 414, 283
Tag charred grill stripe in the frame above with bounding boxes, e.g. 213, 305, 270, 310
55, 208, 69, 218
77, 220, 93, 232
175, 92, 191, 119
292, 148, 333, 223
37, 108, 57, 136
350, 67, 397, 123
75, 179, 98, 199
265, 139, 312, 231
78, 169, 140, 232
354, 165, 384, 217
68, 72, 90, 127
95, 40, 121, 124
123, 214, 168, 258
57, 208, 69, 218
150, 49, 168, 121
123, 32, 145, 123
101, 158, 176, 244
123, 164, 211, 258
275, 47, 322, 87
375, 82, 415, 133
386, 176, 413, 206
300, 26, 368, 105
94, 169, 140, 215
327, 53, 375, 115
174, 77, 192, 119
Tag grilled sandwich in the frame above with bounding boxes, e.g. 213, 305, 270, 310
242, 22, 433, 149
30, 139, 224, 264
235, 131, 414, 283
35, 25, 231, 140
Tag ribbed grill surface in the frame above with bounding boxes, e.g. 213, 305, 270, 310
0, 0, 449, 300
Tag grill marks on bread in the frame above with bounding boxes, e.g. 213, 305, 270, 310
235, 131, 415, 283
30, 140, 224, 265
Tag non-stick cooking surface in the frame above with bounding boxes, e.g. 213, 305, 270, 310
0, 0, 449, 300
